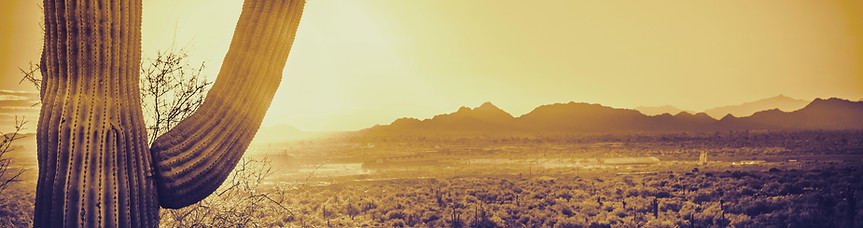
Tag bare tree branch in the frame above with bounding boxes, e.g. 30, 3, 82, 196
0, 116, 28, 195
139, 47, 212, 144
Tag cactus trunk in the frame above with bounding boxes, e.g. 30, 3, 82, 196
151, 0, 305, 209
35, 0, 156, 226
34, 0, 305, 226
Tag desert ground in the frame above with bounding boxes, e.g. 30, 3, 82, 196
2, 130, 861, 227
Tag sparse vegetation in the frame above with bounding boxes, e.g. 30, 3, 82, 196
0, 117, 33, 227
0, 117, 26, 195
159, 157, 295, 227
224, 160, 861, 227
165, 130, 863, 227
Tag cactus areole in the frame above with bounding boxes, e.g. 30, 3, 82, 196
34, 0, 305, 226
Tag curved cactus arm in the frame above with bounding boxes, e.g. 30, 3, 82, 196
35, 0, 159, 226
150, 0, 306, 209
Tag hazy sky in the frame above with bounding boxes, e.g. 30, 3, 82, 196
2, 0, 862, 131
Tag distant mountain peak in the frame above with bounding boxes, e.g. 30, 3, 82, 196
741, 98, 863, 130
752, 108, 785, 116
704, 95, 808, 118
431, 102, 515, 123
477, 102, 500, 111
719, 113, 737, 121
452, 102, 511, 115
674, 111, 694, 117
655, 113, 674, 119
810, 97, 841, 104
634, 105, 686, 116
693, 112, 713, 119
765, 94, 800, 102
674, 111, 709, 118
391, 117, 421, 126
805, 97, 858, 109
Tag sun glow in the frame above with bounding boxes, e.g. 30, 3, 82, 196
1, 0, 862, 132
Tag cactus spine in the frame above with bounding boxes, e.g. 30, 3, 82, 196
34, 0, 305, 226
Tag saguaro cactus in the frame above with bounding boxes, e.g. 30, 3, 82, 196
34, 0, 305, 227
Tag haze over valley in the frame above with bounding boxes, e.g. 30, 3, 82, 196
2, 0, 863, 226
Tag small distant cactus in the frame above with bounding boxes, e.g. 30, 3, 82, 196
34, 0, 305, 227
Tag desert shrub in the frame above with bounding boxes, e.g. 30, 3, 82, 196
0, 185, 34, 227
386, 209, 407, 220
159, 158, 292, 227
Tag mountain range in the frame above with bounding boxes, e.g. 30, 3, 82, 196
365, 98, 863, 135
703, 95, 809, 119
634, 95, 809, 118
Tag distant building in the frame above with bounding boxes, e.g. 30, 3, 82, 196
698, 151, 708, 165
